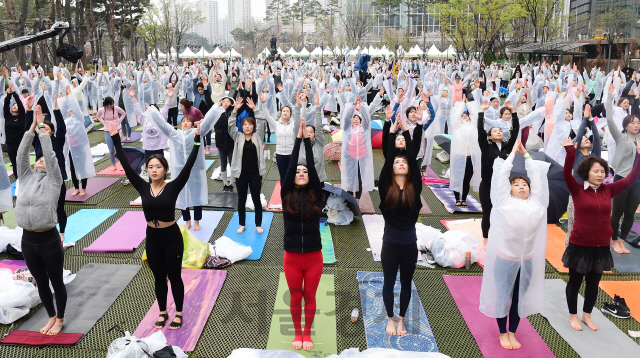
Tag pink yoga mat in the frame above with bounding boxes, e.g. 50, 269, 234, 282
7, 170, 13, 176
422, 166, 449, 185
83, 211, 147, 253
97, 162, 126, 176
65, 177, 120, 202
122, 132, 142, 143
443, 275, 555, 358
133, 269, 226, 351
0, 259, 26, 273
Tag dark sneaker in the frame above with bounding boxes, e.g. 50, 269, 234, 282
424, 250, 436, 265
601, 302, 630, 319
227, 184, 234, 193
222, 185, 230, 193
614, 295, 630, 313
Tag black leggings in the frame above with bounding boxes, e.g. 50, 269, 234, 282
566, 268, 602, 315
454, 157, 473, 202
496, 270, 521, 334
22, 228, 67, 318
168, 107, 178, 127
380, 240, 418, 318
479, 180, 492, 238
236, 172, 263, 227
57, 183, 67, 234
69, 156, 87, 190
146, 223, 184, 312
7, 143, 18, 179
181, 206, 202, 221
610, 182, 640, 241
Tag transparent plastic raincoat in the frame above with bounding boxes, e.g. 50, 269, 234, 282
449, 101, 481, 194
340, 103, 375, 193
59, 94, 96, 180
0, 148, 12, 212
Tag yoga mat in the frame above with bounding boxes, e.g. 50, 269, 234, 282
419, 195, 431, 215
266, 273, 337, 357
0, 259, 26, 272
130, 196, 142, 206
61, 209, 118, 244
121, 132, 142, 143
264, 133, 277, 144
443, 275, 554, 358
320, 220, 336, 264
65, 177, 120, 202
357, 271, 438, 352
83, 211, 147, 253
6, 170, 12, 176
97, 162, 126, 175
422, 166, 449, 185
133, 269, 226, 352
610, 242, 640, 273
267, 180, 282, 212
546, 224, 569, 273
3, 263, 141, 346
429, 185, 482, 213
205, 192, 238, 209
205, 159, 215, 170
363, 214, 423, 263
359, 191, 376, 214
441, 219, 486, 268
1, 209, 17, 229
599, 280, 640, 322
222, 211, 274, 260
92, 156, 102, 163
0, 331, 83, 346
177, 210, 224, 242
6, 155, 35, 169
11, 182, 16, 196
542, 279, 640, 358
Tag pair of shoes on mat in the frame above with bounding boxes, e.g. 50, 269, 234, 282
601, 295, 630, 318
223, 185, 234, 193
155, 313, 183, 329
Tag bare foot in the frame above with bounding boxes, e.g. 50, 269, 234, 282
499, 333, 513, 349
620, 241, 631, 254
79, 189, 86, 196
40, 317, 56, 334
184, 220, 191, 230
569, 314, 583, 331
204, 148, 210, 155
508, 332, 521, 349
581, 313, 598, 331
397, 317, 407, 336
386, 317, 397, 336
59, 232, 65, 242
291, 338, 303, 350
193, 221, 200, 231
256, 226, 264, 234
484, 238, 488, 251
237, 226, 245, 234
47, 318, 64, 335
302, 338, 314, 351
111, 165, 117, 171
71, 189, 79, 196
612, 241, 625, 254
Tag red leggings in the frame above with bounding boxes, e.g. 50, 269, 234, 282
283, 250, 323, 341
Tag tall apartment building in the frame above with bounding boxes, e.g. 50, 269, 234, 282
343, 0, 442, 38
568, 0, 639, 39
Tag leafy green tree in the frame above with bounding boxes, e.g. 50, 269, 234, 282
266, 0, 290, 34
290, 0, 323, 47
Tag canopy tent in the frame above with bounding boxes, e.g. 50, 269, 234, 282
149, 49, 166, 60
259, 47, 270, 57
310, 47, 323, 57
194, 47, 209, 58
396, 45, 407, 57
443, 45, 457, 58
285, 47, 299, 57
210, 47, 226, 58
223, 50, 230, 58
360, 47, 369, 55
298, 47, 310, 57
426, 44, 442, 59
333, 46, 342, 56
368, 46, 380, 57
179, 47, 197, 59
379, 46, 394, 57
277, 47, 286, 55
322, 47, 334, 57
409, 45, 424, 57
229, 48, 242, 58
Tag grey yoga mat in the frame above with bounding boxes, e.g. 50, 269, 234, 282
205, 192, 238, 209
541, 279, 640, 358
18, 263, 141, 334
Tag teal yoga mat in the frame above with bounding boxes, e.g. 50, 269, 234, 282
222, 211, 274, 260
320, 220, 336, 264
60, 209, 118, 244
264, 134, 277, 144
205, 159, 215, 170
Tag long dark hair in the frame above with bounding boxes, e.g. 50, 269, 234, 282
382, 156, 415, 211
283, 169, 322, 219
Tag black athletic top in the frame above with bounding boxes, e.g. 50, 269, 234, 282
241, 139, 258, 173
112, 133, 200, 226
4, 92, 26, 146
477, 112, 520, 183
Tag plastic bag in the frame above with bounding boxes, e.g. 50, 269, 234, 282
324, 194, 354, 225
415, 223, 444, 252
525, 128, 543, 152
139, 331, 167, 355
430, 230, 479, 268
327, 347, 452, 358
141, 227, 209, 269
210, 236, 252, 263
245, 193, 267, 210
210, 164, 232, 180
106, 331, 151, 358
0, 226, 22, 253
227, 348, 306, 358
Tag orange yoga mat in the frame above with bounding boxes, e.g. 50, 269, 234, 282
599, 281, 640, 322
546, 224, 569, 273
267, 180, 282, 212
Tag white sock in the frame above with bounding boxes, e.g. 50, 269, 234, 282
221, 171, 228, 186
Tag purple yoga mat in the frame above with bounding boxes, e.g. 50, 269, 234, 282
65, 177, 120, 202
443, 275, 555, 358
122, 132, 142, 143
430, 185, 482, 213
83, 211, 147, 253
133, 269, 226, 351
0, 259, 27, 273
177, 210, 224, 242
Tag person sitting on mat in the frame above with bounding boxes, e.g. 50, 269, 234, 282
561, 137, 640, 331
281, 117, 324, 351
227, 97, 267, 234
105, 113, 202, 330
15, 105, 66, 335
378, 114, 423, 337
479, 139, 550, 350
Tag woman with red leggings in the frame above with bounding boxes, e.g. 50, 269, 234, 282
281, 118, 324, 351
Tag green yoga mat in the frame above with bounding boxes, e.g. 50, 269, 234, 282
266, 273, 337, 357
320, 220, 335, 264
6, 155, 36, 169
1, 210, 17, 229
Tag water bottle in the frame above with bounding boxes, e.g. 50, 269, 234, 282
465, 251, 472, 270
350, 308, 359, 322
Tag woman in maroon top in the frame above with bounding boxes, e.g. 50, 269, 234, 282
180, 98, 204, 123
562, 137, 640, 331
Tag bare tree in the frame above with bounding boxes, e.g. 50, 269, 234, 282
174, 1, 205, 62
342, 0, 375, 48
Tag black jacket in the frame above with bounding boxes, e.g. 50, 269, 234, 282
214, 108, 235, 150
4, 92, 26, 147
477, 112, 520, 182
282, 138, 323, 253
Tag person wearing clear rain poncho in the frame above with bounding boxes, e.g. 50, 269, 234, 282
479, 139, 550, 350
340, 96, 375, 200
449, 96, 482, 208
292, 90, 328, 182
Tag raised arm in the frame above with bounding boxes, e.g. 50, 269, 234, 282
490, 146, 517, 206
504, 112, 520, 152
171, 134, 202, 190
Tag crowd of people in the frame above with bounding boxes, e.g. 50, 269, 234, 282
1, 55, 639, 352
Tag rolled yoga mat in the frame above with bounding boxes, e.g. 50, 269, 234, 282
205, 192, 239, 209
121, 132, 143, 143
443, 275, 554, 358
221, 212, 274, 260
60, 209, 118, 244
320, 220, 336, 264
133, 269, 227, 352
429, 185, 482, 213
83, 211, 147, 252
177, 210, 224, 243
267, 180, 282, 212
599, 280, 640, 322
357, 271, 438, 352
542, 279, 640, 358
266, 273, 337, 357
65, 177, 120, 202
1, 263, 141, 346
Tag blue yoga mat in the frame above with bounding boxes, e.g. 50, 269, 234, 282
205, 159, 215, 170
11, 182, 16, 197
222, 211, 274, 260
263, 134, 277, 145
60, 209, 118, 244
357, 271, 439, 352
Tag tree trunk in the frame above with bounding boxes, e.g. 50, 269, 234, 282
65, 0, 74, 45
130, 4, 135, 60
108, 0, 119, 64
85, 0, 95, 61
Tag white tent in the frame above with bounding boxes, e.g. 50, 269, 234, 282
426, 44, 442, 59
444, 45, 457, 58
298, 47, 310, 57
180, 47, 197, 59
150, 49, 167, 60
379, 46, 393, 58
210, 47, 226, 58
412, 45, 424, 56
323, 47, 334, 57
397, 45, 407, 57
194, 47, 209, 58
230, 48, 242, 58
277, 47, 286, 55
333, 46, 342, 56
310, 47, 323, 57
260, 47, 270, 57
223, 50, 230, 58
285, 47, 299, 57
